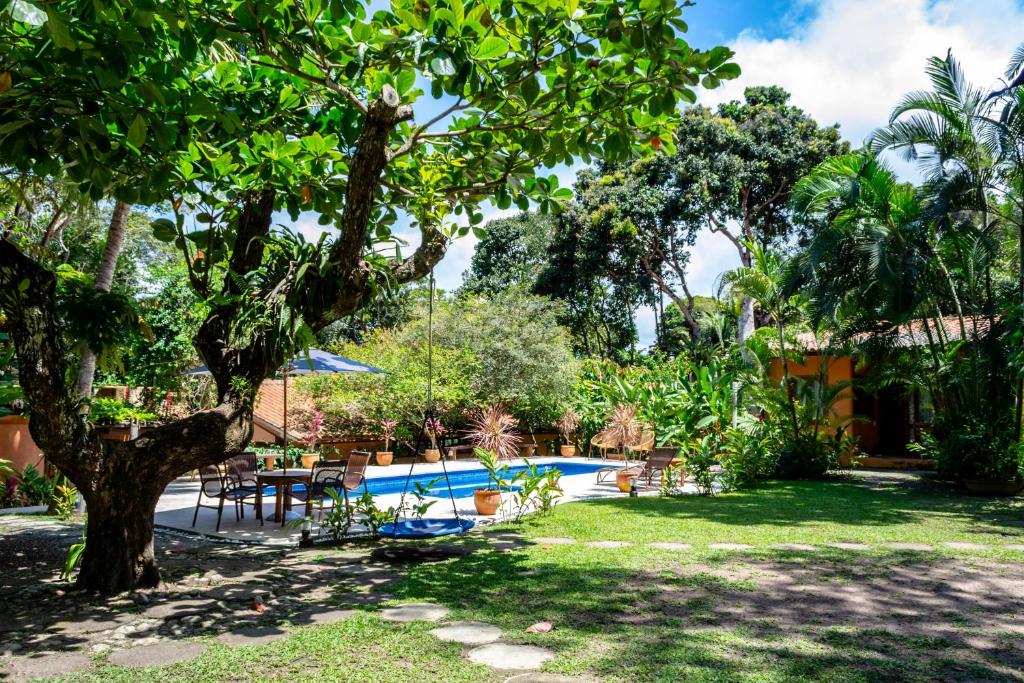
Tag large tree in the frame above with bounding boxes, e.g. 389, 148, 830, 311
0, 0, 739, 592
460, 211, 556, 295
569, 86, 845, 349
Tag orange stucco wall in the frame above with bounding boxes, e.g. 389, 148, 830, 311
0, 416, 45, 472
767, 354, 855, 433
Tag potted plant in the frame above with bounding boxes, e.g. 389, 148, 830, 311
301, 409, 324, 468
605, 404, 641, 461
557, 409, 579, 457
423, 417, 444, 463
466, 406, 521, 515
376, 418, 396, 466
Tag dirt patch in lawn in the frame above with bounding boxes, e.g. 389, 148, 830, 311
645, 554, 1024, 680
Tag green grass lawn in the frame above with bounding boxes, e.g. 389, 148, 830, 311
56, 473, 1024, 682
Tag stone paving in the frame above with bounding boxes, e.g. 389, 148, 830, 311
468, 643, 556, 670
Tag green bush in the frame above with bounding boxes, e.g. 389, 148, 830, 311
299, 289, 577, 439
89, 397, 159, 425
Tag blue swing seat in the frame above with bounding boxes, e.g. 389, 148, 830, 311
379, 518, 475, 539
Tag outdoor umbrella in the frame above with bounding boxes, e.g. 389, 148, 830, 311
182, 349, 384, 470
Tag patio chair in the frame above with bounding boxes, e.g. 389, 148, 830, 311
191, 453, 266, 532
289, 459, 347, 521
626, 429, 655, 460
591, 429, 624, 460
623, 446, 680, 486
596, 445, 677, 485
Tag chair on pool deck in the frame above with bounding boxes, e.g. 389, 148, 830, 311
192, 453, 267, 531
591, 429, 625, 460
596, 445, 677, 486
289, 459, 346, 521
627, 429, 655, 460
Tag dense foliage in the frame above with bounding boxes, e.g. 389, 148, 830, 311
298, 289, 578, 441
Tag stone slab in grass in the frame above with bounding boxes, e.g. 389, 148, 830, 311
772, 543, 818, 551
4, 652, 92, 681
586, 541, 630, 549
942, 542, 988, 550
108, 642, 208, 668
143, 599, 218, 621
289, 608, 356, 626
829, 542, 869, 550
215, 626, 289, 647
885, 542, 935, 551
709, 543, 753, 551
468, 643, 555, 670
379, 603, 449, 623
430, 621, 503, 645
336, 592, 394, 606
504, 674, 590, 683
649, 542, 692, 551
1004, 544, 1024, 551
51, 613, 133, 635
533, 537, 576, 545
204, 584, 271, 602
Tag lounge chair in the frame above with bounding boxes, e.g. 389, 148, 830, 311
622, 446, 680, 486
191, 452, 267, 531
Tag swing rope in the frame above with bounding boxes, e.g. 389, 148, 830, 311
387, 269, 465, 535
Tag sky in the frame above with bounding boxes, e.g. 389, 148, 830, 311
290, 0, 1024, 346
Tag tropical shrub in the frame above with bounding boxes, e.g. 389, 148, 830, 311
718, 419, 781, 491
684, 434, 720, 496
89, 397, 159, 425
299, 290, 577, 439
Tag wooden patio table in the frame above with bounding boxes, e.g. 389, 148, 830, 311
257, 468, 313, 524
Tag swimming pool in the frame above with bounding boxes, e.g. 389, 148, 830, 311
364, 461, 622, 499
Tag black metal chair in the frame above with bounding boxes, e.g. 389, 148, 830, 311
290, 459, 347, 521
191, 453, 267, 531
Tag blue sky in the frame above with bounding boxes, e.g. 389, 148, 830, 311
289, 0, 1024, 346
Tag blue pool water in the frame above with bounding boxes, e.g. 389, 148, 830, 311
363, 461, 621, 499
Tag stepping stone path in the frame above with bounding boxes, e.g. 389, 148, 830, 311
205, 584, 271, 602
215, 625, 289, 647
649, 542, 692, 551
143, 599, 218, 621
504, 675, 588, 683
51, 613, 133, 635
829, 542, 869, 550
468, 643, 556, 670
430, 621, 503, 645
4, 652, 92, 681
943, 542, 988, 550
586, 541, 630, 549
885, 542, 934, 551
289, 608, 356, 626
379, 603, 450, 623
773, 543, 817, 551
1005, 544, 1024, 551
108, 642, 208, 668
337, 592, 393, 606
533, 537, 575, 545
709, 543, 753, 551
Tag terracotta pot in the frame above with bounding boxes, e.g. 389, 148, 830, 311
616, 469, 637, 493
520, 443, 537, 458
300, 453, 320, 469
423, 448, 441, 463
963, 478, 1024, 496
560, 444, 576, 457
474, 488, 502, 515
376, 451, 393, 467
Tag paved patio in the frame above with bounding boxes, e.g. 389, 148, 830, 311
155, 456, 686, 545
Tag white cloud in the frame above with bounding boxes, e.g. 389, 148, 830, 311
700, 0, 1023, 147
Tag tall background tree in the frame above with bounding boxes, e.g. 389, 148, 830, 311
0, 0, 740, 592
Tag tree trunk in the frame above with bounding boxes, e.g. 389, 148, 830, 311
736, 295, 756, 344
76, 479, 162, 593
75, 201, 131, 399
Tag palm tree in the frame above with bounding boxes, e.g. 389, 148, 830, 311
722, 242, 804, 438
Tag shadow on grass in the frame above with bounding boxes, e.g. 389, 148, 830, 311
391, 535, 1024, 682
555, 473, 1024, 537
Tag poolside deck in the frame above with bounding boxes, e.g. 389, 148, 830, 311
154, 457, 681, 545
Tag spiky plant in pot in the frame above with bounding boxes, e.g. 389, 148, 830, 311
465, 406, 521, 515
557, 408, 580, 456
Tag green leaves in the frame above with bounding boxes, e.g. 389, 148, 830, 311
126, 115, 147, 149
473, 36, 508, 60
8, 0, 45, 26
151, 218, 177, 243
44, 7, 76, 50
